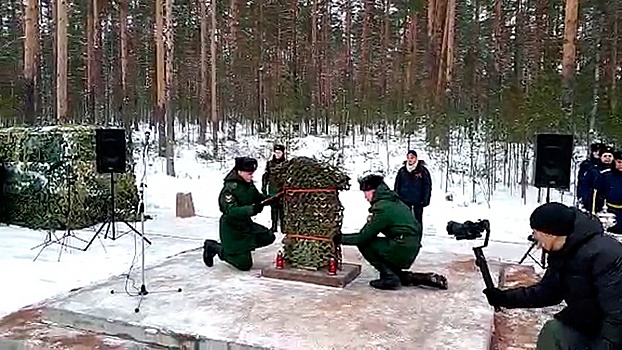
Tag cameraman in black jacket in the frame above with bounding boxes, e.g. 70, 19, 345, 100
484, 202, 622, 350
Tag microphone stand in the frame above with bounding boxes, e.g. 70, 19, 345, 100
111, 130, 182, 312
134, 130, 183, 312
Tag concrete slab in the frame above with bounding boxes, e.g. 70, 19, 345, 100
0, 307, 153, 349
261, 262, 361, 288
4, 245, 499, 349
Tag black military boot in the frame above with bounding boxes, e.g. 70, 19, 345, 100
369, 267, 401, 290
202, 239, 222, 267
408, 272, 449, 290
270, 205, 279, 232
394, 270, 415, 286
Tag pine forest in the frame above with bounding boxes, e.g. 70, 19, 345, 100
0, 0, 620, 193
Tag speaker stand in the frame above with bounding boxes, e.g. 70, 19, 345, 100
518, 187, 550, 269
84, 173, 151, 251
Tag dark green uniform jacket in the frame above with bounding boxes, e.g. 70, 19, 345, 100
218, 170, 267, 255
261, 157, 286, 196
342, 183, 423, 269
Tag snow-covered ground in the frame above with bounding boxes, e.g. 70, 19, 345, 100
0, 125, 575, 319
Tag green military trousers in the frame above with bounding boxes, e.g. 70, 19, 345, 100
358, 237, 421, 272
536, 319, 600, 350
219, 229, 276, 271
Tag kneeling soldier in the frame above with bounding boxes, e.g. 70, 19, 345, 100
334, 174, 446, 290
203, 156, 278, 271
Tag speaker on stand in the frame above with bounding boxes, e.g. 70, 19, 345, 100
84, 128, 151, 250
519, 133, 574, 269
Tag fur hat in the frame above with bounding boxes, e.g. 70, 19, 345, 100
234, 157, 258, 172
529, 202, 576, 236
600, 145, 614, 157
590, 143, 603, 153
359, 174, 384, 191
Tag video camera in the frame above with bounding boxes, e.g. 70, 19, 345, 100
446, 219, 499, 311
446, 220, 490, 240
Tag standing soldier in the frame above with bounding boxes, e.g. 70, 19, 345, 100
595, 151, 622, 234
262, 144, 286, 232
587, 145, 615, 213
394, 150, 432, 226
577, 143, 602, 209
203, 157, 279, 271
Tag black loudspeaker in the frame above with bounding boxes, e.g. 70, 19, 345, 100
533, 133, 573, 189
95, 128, 126, 174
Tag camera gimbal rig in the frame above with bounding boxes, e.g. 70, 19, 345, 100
447, 219, 500, 312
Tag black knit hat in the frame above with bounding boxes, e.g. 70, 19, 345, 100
529, 202, 576, 236
407, 150, 417, 157
234, 157, 258, 172
359, 174, 384, 191
274, 144, 285, 152
614, 151, 622, 160
600, 145, 614, 156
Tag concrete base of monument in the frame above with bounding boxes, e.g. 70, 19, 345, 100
0, 243, 501, 349
261, 262, 362, 288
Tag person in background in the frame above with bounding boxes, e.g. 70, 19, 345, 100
594, 150, 622, 234
203, 157, 279, 271
262, 144, 286, 232
394, 150, 432, 226
577, 143, 602, 210
483, 202, 622, 350
588, 145, 615, 213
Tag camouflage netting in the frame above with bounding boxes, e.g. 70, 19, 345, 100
272, 157, 350, 269
0, 125, 139, 231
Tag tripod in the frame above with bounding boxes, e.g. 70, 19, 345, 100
518, 187, 550, 269
30, 153, 100, 261
110, 130, 182, 313
84, 171, 151, 251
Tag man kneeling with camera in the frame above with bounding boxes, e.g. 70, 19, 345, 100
484, 202, 622, 350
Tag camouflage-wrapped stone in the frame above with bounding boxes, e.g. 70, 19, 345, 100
272, 157, 350, 269
0, 125, 139, 231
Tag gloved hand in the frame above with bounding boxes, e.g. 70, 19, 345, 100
262, 195, 278, 206
483, 287, 506, 307
252, 202, 265, 215
333, 233, 343, 245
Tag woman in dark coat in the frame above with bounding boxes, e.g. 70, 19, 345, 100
394, 150, 432, 226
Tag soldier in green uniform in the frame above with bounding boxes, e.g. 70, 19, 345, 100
261, 144, 286, 232
334, 174, 447, 290
203, 157, 279, 271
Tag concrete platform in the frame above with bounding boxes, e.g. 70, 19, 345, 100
261, 262, 362, 288
1, 245, 499, 349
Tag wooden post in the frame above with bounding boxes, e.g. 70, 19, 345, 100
175, 192, 195, 218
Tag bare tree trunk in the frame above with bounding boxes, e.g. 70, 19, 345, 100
56, 0, 68, 123
155, 0, 166, 156
120, 0, 130, 132
23, 0, 38, 124
561, 0, 578, 118
210, 0, 219, 156
165, 0, 176, 176
199, 0, 208, 145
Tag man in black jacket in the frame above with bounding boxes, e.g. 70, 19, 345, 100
483, 202, 622, 350
394, 150, 432, 226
